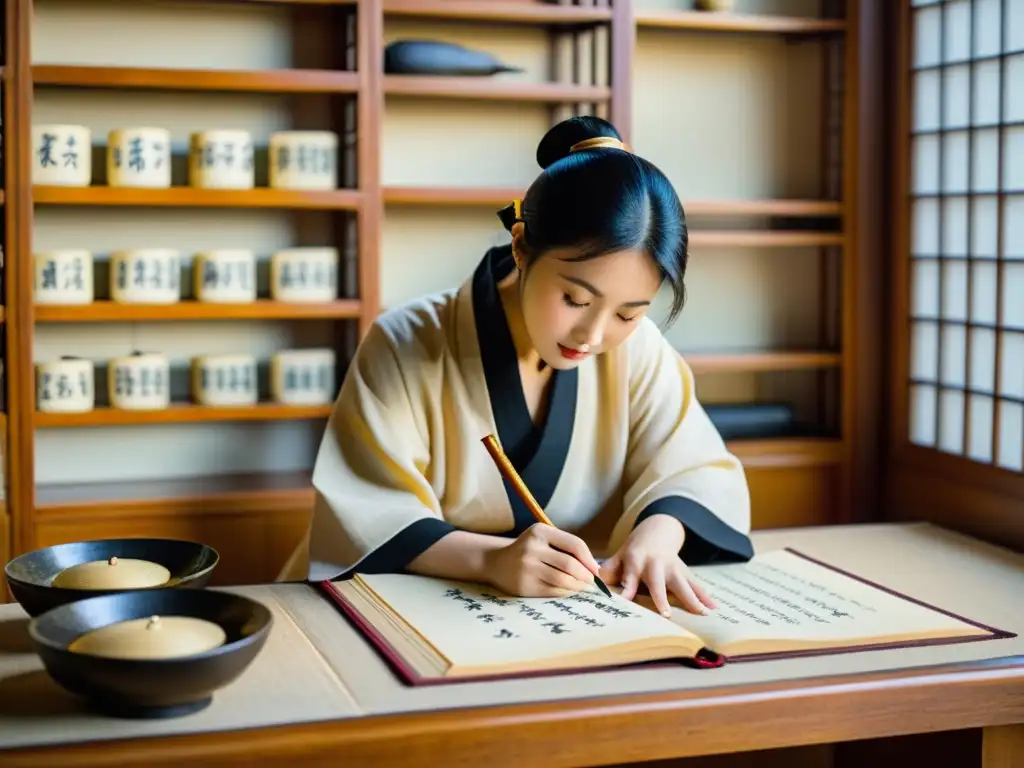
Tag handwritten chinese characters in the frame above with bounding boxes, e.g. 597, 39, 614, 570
108, 127, 171, 188
271, 349, 336, 406
192, 355, 258, 407
111, 250, 181, 304
189, 130, 256, 190
350, 571, 699, 673
31, 124, 92, 186
108, 353, 171, 410
269, 131, 339, 191
195, 251, 257, 303
441, 587, 630, 639
34, 250, 94, 305
270, 248, 339, 303
36, 357, 95, 413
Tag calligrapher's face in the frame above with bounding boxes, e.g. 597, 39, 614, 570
517, 246, 662, 370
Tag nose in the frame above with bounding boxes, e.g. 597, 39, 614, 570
573, 318, 604, 350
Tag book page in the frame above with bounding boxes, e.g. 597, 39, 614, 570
354, 573, 699, 672
669, 550, 991, 653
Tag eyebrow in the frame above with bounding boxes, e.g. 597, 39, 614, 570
560, 274, 651, 308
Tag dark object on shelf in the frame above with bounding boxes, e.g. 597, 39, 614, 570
28, 588, 272, 719
5, 538, 220, 617
705, 403, 796, 440
384, 40, 523, 76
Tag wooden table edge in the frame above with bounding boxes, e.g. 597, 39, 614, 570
3, 655, 1023, 767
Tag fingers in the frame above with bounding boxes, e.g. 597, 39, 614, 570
645, 567, 672, 617
690, 577, 717, 610
598, 552, 621, 585
538, 526, 601, 575
666, 568, 712, 615
539, 548, 595, 587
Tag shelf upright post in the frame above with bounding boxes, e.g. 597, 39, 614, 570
4, 0, 37, 562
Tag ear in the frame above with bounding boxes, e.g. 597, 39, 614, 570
510, 223, 527, 270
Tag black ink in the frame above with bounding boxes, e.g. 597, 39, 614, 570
37, 133, 57, 168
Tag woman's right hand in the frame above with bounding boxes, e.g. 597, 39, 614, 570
484, 523, 602, 597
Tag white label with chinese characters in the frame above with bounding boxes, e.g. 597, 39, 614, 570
108, 353, 171, 410
34, 250, 94, 305
110, 249, 181, 304
270, 247, 338, 303
268, 131, 338, 190
37, 358, 95, 413
270, 349, 336, 405
191, 354, 258, 406
193, 250, 257, 303
107, 127, 171, 188
189, 130, 255, 190
32, 125, 92, 186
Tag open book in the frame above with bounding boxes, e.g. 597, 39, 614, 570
318, 548, 1014, 686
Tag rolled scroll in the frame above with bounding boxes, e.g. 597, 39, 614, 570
268, 131, 338, 190
189, 130, 255, 189
270, 349, 336, 405
269, 247, 338, 303
193, 250, 257, 303
110, 249, 181, 304
191, 354, 258, 406
31, 125, 92, 186
37, 357, 95, 413
108, 352, 171, 410
34, 250, 94, 305
108, 127, 172, 188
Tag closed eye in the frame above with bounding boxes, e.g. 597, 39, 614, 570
562, 293, 588, 309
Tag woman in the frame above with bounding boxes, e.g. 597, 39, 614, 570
298, 116, 754, 617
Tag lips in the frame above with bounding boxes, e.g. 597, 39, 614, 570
558, 344, 590, 361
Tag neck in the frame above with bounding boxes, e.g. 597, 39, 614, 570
496, 273, 546, 372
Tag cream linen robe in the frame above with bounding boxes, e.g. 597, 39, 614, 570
290, 245, 753, 583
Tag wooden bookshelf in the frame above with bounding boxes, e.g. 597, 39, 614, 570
35, 300, 363, 322
1, 0, 876, 586
34, 404, 333, 428
635, 10, 846, 34
383, 76, 611, 103
34, 65, 361, 94
383, 187, 844, 218
33, 186, 362, 209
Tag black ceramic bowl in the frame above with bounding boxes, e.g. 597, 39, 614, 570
5, 538, 219, 617
28, 588, 273, 719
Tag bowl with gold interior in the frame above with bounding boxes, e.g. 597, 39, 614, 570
28, 587, 273, 719
5, 538, 220, 617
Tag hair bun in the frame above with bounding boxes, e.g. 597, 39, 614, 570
535, 116, 624, 170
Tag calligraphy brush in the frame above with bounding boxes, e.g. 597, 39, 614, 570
480, 434, 613, 599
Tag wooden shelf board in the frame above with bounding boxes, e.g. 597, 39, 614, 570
383, 0, 611, 24
384, 76, 610, 103
35, 300, 363, 323
34, 65, 360, 94
383, 187, 844, 217
32, 186, 362, 210
728, 438, 845, 468
685, 351, 842, 373
636, 10, 846, 34
35, 404, 332, 428
34, 470, 314, 514
690, 231, 844, 248
30, 439, 840, 516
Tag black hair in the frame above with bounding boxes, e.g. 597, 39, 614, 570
498, 115, 689, 325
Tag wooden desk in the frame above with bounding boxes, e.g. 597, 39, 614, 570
1, 522, 1022, 767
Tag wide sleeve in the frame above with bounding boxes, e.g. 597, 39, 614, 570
609, 319, 754, 565
304, 320, 458, 582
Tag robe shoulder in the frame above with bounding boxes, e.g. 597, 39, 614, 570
305, 288, 464, 581
615, 316, 755, 564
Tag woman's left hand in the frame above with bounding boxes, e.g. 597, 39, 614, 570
599, 514, 717, 617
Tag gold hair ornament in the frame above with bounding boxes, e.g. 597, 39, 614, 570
569, 137, 633, 154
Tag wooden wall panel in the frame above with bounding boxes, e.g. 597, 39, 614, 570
32, 507, 311, 586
